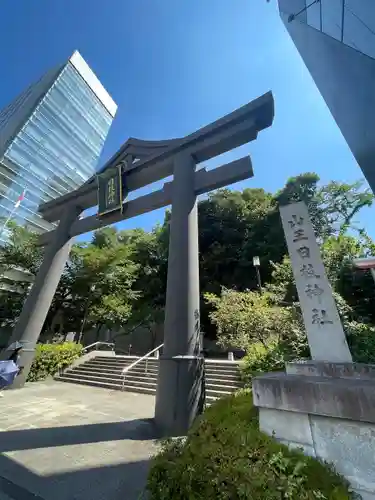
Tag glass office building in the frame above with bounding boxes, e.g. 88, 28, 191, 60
0, 50, 117, 244
277, 1, 375, 192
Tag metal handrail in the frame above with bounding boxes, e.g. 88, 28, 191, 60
121, 343, 163, 389
82, 341, 115, 353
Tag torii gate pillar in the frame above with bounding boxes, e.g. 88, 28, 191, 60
154, 153, 202, 436
2, 207, 81, 388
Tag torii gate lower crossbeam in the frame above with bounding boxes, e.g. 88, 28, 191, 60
5, 92, 274, 437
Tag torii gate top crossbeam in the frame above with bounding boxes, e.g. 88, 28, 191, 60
38, 92, 274, 223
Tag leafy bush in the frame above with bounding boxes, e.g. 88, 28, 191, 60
240, 341, 285, 385
346, 321, 375, 364
240, 291, 375, 385
147, 391, 352, 499
205, 289, 303, 350
240, 325, 310, 385
27, 342, 82, 382
241, 319, 375, 385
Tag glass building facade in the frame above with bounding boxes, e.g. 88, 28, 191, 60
0, 51, 117, 244
277, 0, 375, 193
302, 0, 375, 60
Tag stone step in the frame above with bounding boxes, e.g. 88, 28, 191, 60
54, 376, 157, 395
206, 377, 242, 386
205, 372, 241, 381
205, 358, 241, 366
205, 387, 233, 398
82, 365, 158, 376
56, 355, 243, 399
93, 356, 158, 363
69, 368, 158, 384
205, 364, 240, 371
73, 367, 241, 384
90, 356, 239, 367
86, 361, 141, 368
206, 384, 242, 391
80, 363, 158, 375
205, 366, 241, 374
205, 382, 241, 391
206, 361, 239, 365
56, 380, 238, 402
87, 359, 143, 366
87, 359, 159, 369
60, 372, 157, 390
205, 369, 240, 377
59, 372, 123, 387
84, 361, 240, 375
76, 365, 127, 375
69, 368, 241, 388
92, 355, 139, 361
92, 356, 158, 363
86, 362, 239, 372
55, 375, 235, 402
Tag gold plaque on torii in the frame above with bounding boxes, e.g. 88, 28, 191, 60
97, 165, 124, 217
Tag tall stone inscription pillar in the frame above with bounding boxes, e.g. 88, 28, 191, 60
5, 207, 81, 388
279, 201, 352, 362
155, 153, 204, 436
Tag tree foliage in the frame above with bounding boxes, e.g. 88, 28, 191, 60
198, 188, 285, 294
0, 225, 143, 340
267, 233, 375, 323
318, 179, 374, 235
1, 171, 375, 356
205, 289, 303, 350
0, 223, 43, 334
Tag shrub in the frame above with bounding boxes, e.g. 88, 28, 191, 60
346, 321, 375, 364
240, 294, 375, 386
240, 326, 310, 385
27, 342, 82, 382
205, 289, 303, 351
240, 341, 285, 385
147, 391, 352, 499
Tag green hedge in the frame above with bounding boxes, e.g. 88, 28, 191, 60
346, 321, 375, 364
147, 391, 352, 499
240, 321, 375, 386
27, 342, 83, 382
240, 340, 285, 385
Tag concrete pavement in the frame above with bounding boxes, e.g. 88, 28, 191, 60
0, 381, 158, 500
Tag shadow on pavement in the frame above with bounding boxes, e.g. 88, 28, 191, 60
0, 419, 158, 500
0, 456, 152, 500
0, 418, 157, 453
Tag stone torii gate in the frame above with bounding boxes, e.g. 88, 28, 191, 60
7, 91, 274, 436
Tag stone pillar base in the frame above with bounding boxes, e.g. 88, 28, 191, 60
155, 355, 205, 437
252, 361, 375, 500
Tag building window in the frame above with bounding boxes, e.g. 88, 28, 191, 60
301, 0, 375, 60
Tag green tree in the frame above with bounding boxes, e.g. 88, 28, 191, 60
1, 172, 374, 352
275, 172, 331, 239
205, 289, 302, 350
198, 188, 286, 294
0, 223, 43, 334
60, 230, 140, 337
317, 179, 374, 235
0, 221, 43, 273
119, 227, 168, 309
267, 234, 375, 323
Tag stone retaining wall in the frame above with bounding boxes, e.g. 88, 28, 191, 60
253, 361, 375, 499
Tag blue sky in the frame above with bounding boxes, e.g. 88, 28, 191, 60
0, 0, 373, 238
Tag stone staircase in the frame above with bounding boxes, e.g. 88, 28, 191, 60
55, 354, 243, 402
